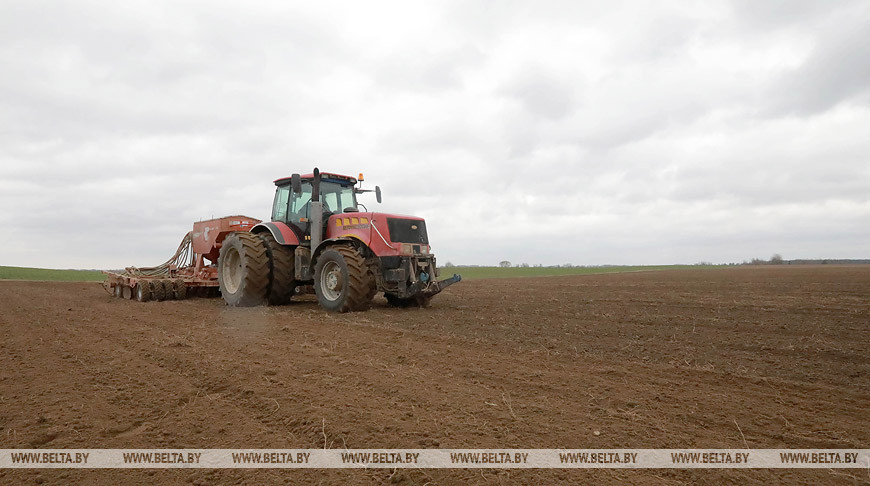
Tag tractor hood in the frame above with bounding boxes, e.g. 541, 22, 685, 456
327, 211, 429, 256
365, 211, 424, 222
367, 212, 428, 245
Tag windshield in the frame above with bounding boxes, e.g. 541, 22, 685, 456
319, 181, 356, 213
272, 180, 357, 224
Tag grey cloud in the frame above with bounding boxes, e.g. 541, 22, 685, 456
730, 0, 861, 30
371, 44, 485, 93
1, 1, 868, 268
767, 14, 870, 115
500, 66, 578, 120
0, 2, 349, 146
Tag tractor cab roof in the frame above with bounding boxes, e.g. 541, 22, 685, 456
274, 172, 357, 187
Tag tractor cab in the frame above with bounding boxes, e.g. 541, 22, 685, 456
271, 172, 375, 242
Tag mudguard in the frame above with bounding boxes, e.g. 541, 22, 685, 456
312, 236, 365, 260
251, 222, 301, 246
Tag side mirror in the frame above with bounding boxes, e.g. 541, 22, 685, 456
291, 173, 302, 194
375, 186, 382, 203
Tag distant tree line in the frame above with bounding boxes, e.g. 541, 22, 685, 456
439, 255, 870, 268
744, 254, 784, 265
742, 255, 870, 265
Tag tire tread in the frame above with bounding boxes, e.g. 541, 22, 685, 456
219, 232, 270, 307
258, 233, 295, 305
335, 245, 376, 312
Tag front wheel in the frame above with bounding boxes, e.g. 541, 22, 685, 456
313, 246, 376, 312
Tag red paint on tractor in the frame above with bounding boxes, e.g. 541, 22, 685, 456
324, 212, 428, 257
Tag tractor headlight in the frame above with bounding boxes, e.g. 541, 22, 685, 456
400, 243, 429, 255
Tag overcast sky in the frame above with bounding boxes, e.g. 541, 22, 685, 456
1, 0, 869, 268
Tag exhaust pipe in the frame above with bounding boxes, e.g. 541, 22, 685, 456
310, 168, 322, 250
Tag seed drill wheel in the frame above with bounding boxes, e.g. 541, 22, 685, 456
113, 284, 123, 298
258, 232, 295, 305
152, 280, 167, 301
313, 245, 376, 312
218, 232, 270, 307
136, 281, 152, 302
172, 279, 187, 300
122, 285, 133, 300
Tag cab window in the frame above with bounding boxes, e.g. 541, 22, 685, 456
288, 184, 312, 223
272, 185, 290, 222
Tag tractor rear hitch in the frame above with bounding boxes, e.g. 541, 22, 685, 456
424, 273, 462, 297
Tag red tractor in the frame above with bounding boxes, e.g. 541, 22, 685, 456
218, 168, 460, 311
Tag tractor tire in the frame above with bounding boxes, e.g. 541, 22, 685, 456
163, 279, 176, 300
152, 280, 167, 301
136, 281, 152, 302
218, 232, 270, 307
385, 293, 432, 308
173, 279, 187, 300
314, 245, 376, 313
258, 232, 295, 305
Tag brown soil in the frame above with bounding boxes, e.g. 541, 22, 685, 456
0, 266, 868, 485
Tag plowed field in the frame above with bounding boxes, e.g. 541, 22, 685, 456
1, 266, 867, 484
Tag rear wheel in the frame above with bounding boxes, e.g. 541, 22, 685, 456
113, 284, 123, 298
219, 232, 270, 307
136, 281, 152, 302
258, 232, 295, 305
314, 246, 376, 312
122, 285, 133, 300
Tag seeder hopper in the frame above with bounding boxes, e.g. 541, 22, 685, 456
103, 216, 260, 301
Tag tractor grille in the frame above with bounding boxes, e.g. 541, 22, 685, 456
386, 218, 428, 244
